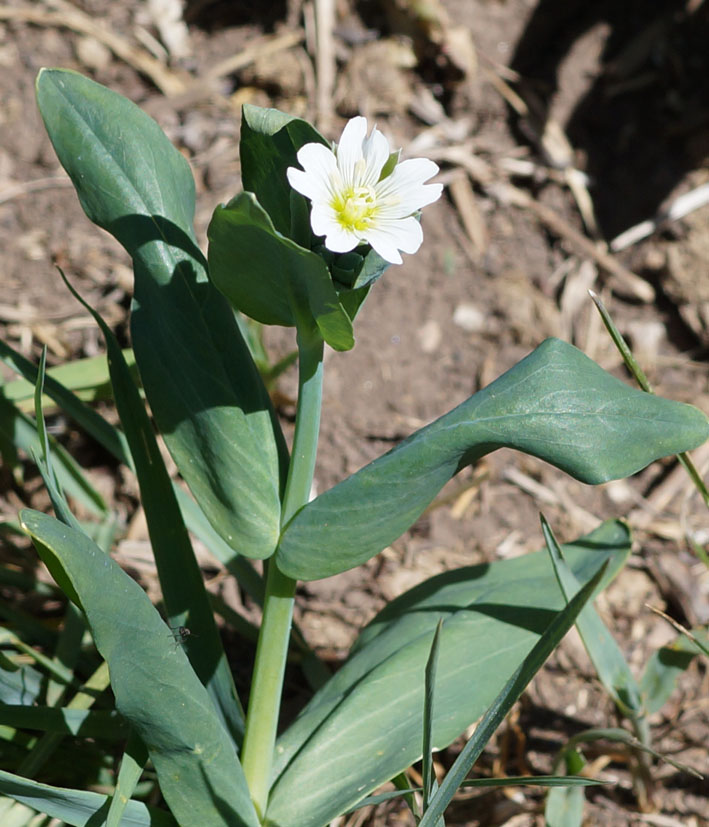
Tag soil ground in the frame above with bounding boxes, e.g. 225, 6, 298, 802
1, 1, 708, 825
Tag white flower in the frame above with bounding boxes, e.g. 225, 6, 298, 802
286, 117, 442, 265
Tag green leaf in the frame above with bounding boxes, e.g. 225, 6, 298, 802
266, 522, 628, 827
208, 193, 355, 351
418, 562, 607, 826
0, 769, 175, 827
422, 620, 443, 810
545, 783, 585, 827
20, 511, 260, 827
106, 733, 148, 827
277, 338, 708, 580
0, 706, 128, 739
2, 350, 136, 412
541, 514, 644, 718
0, 659, 43, 707
0, 338, 264, 600
557, 727, 702, 779
240, 104, 328, 237
36, 67, 285, 559
639, 628, 707, 715
61, 271, 245, 744
0, 393, 106, 519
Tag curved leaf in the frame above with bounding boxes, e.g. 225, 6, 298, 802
64, 274, 245, 744
267, 521, 629, 827
20, 510, 259, 827
240, 104, 327, 237
277, 338, 708, 580
0, 769, 175, 827
36, 68, 285, 559
208, 194, 354, 351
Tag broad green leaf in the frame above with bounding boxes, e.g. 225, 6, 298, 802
542, 515, 644, 718
418, 563, 606, 827
240, 104, 328, 237
36, 67, 286, 559
266, 522, 628, 827
20, 511, 259, 827
277, 338, 708, 580
545, 747, 587, 827
0, 769, 175, 827
208, 193, 355, 351
0, 658, 43, 706
63, 273, 245, 744
639, 628, 708, 715
545, 784, 585, 827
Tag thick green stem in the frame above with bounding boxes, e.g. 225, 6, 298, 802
241, 323, 324, 821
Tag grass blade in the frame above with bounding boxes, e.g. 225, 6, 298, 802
422, 619, 443, 811
419, 561, 607, 826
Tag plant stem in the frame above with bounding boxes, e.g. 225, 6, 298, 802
241, 322, 324, 821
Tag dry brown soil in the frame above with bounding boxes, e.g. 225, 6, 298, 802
1, 1, 708, 824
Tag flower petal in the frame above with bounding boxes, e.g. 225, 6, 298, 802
324, 223, 362, 254
308, 204, 361, 252
309, 203, 338, 238
336, 117, 367, 189
287, 142, 339, 201
359, 125, 390, 187
375, 158, 442, 218
361, 216, 423, 264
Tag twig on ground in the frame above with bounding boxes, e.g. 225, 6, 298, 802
9, 2, 304, 105
496, 182, 654, 301
610, 182, 709, 252
446, 171, 489, 260
429, 143, 654, 301
19, 0, 191, 95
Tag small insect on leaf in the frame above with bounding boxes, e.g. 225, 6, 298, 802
169, 625, 198, 649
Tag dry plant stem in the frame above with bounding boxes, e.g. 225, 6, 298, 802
241, 323, 324, 820
2, 2, 189, 96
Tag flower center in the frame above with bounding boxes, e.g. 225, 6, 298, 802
334, 185, 377, 232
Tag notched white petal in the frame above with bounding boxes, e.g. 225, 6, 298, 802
288, 116, 440, 263
362, 228, 403, 265
360, 127, 390, 187
365, 216, 422, 263
309, 204, 337, 238
336, 117, 367, 188
324, 223, 361, 254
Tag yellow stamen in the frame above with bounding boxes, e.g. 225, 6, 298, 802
333, 185, 377, 232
